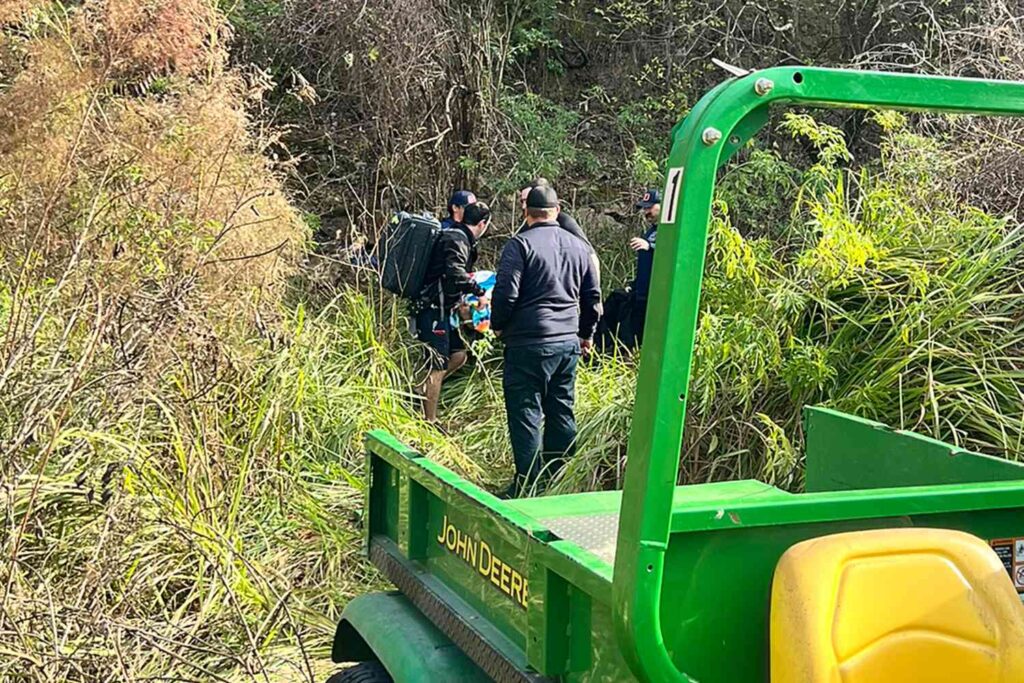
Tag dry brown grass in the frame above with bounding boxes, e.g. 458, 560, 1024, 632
94, 0, 220, 79
0, 0, 303, 379
0, 0, 45, 26
0, 3, 328, 681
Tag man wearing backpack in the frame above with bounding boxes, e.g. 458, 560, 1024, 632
492, 186, 602, 497
415, 202, 491, 423
440, 190, 477, 231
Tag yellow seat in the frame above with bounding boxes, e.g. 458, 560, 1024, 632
770, 528, 1024, 683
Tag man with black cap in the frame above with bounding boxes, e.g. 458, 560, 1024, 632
519, 177, 601, 286
441, 190, 477, 231
518, 178, 589, 246
416, 201, 492, 423
628, 188, 662, 347
492, 185, 602, 496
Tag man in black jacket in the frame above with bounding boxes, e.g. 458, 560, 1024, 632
627, 188, 661, 348
493, 186, 602, 496
416, 202, 491, 423
518, 177, 590, 246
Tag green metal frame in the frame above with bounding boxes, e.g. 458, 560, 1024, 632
613, 66, 1024, 682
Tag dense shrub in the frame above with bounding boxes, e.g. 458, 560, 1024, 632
0, 2, 325, 680
681, 113, 1024, 484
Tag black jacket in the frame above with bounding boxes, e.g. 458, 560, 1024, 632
557, 212, 590, 247
492, 220, 602, 348
420, 223, 483, 309
517, 211, 590, 247
633, 224, 657, 300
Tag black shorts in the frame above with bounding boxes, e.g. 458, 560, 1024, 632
415, 307, 465, 371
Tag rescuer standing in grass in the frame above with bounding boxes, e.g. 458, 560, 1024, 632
416, 201, 492, 424
628, 188, 662, 347
492, 186, 602, 497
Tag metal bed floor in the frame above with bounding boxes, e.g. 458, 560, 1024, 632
512, 480, 794, 568
538, 512, 620, 566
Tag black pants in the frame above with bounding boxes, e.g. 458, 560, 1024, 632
502, 340, 581, 491
596, 291, 647, 352
596, 288, 632, 353
629, 295, 648, 348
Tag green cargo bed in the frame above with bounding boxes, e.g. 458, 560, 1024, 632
359, 405, 1024, 682
507, 480, 791, 569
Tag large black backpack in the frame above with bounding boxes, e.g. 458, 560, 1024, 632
378, 212, 442, 298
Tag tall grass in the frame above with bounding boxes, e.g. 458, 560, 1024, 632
3, 3, 1024, 680
0, 2, 331, 680
0, 273, 634, 680
679, 111, 1024, 484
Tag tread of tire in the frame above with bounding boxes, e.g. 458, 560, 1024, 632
325, 661, 393, 683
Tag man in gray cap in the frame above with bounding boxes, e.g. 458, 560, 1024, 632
492, 185, 602, 497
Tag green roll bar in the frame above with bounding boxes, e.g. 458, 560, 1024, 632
611, 66, 1024, 683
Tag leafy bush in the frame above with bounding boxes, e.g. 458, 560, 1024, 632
488, 91, 581, 193
682, 113, 1024, 484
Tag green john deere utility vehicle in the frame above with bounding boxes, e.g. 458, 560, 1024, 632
327, 66, 1024, 683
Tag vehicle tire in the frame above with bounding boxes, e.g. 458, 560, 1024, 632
325, 661, 393, 683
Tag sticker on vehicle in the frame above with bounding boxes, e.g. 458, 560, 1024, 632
436, 514, 529, 609
662, 167, 684, 224
990, 537, 1024, 594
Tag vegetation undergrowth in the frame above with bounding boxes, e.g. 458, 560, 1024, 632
2, 1, 1024, 681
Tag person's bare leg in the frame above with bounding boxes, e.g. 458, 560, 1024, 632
445, 351, 468, 378
423, 369, 445, 422
423, 351, 466, 422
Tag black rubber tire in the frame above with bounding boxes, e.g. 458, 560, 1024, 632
325, 661, 393, 683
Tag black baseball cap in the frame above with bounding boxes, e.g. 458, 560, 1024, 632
526, 185, 559, 209
635, 188, 661, 209
448, 190, 477, 208
520, 177, 551, 201
463, 202, 491, 226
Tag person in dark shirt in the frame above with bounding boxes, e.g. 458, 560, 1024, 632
440, 190, 477, 231
519, 177, 601, 287
628, 188, 661, 347
492, 186, 602, 496
518, 177, 590, 246
416, 202, 491, 423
